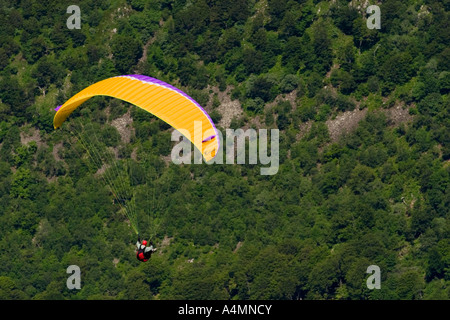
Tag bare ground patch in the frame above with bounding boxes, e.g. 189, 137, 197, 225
207, 86, 243, 128
386, 103, 413, 126
233, 241, 243, 253
324, 103, 413, 142
110, 110, 134, 144
296, 121, 313, 141
326, 108, 368, 142
159, 235, 173, 254
265, 90, 298, 111
161, 235, 173, 247
20, 127, 45, 148
52, 142, 63, 162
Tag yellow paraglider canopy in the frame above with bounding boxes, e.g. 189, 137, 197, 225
53, 75, 219, 161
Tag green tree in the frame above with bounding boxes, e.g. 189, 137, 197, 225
111, 35, 142, 73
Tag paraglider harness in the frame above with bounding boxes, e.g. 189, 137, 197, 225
136, 246, 151, 262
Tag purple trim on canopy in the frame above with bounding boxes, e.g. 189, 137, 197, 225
54, 105, 62, 112
202, 135, 216, 143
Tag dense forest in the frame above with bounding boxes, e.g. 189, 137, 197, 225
0, 0, 449, 300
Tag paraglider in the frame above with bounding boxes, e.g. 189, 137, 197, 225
53, 75, 220, 259
136, 234, 157, 262
54, 74, 219, 161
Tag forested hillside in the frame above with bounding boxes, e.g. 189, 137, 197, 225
0, 0, 449, 300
